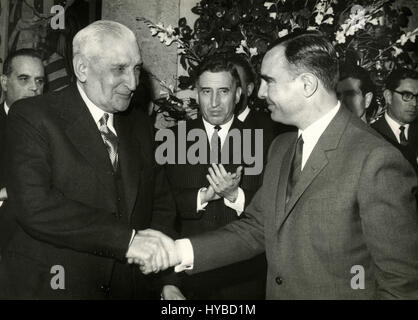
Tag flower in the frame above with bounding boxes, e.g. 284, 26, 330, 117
235, 45, 246, 55
264, 2, 275, 10
335, 30, 346, 44
278, 29, 289, 38
315, 13, 324, 25
249, 47, 258, 57
392, 46, 403, 57
323, 17, 334, 25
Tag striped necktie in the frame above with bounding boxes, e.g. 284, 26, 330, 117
98, 113, 119, 171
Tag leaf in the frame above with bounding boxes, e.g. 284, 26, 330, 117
179, 17, 187, 27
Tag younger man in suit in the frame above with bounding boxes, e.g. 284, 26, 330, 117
160, 55, 267, 299
372, 68, 418, 174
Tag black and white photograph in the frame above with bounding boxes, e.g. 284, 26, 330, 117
0, 0, 417, 306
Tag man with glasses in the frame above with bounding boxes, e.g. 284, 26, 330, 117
372, 68, 418, 174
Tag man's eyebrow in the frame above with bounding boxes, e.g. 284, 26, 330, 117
17, 73, 31, 78
260, 74, 274, 82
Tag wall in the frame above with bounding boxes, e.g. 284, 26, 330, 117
102, 0, 181, 98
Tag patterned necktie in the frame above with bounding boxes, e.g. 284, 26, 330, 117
210, 125, 222, 163
399, 126, 408, 146
98, 113, 119, 171
286, 135, 304, 203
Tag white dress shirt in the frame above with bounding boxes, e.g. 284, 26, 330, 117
175, 101, 342, 272
384, 112, 409, 143
4, 101, 9, 115
0, 102, 9, 207
196, 116, 245, 215
237, 106, 251, 122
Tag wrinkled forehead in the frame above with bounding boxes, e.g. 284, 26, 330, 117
91, 36, 142, 64
197, 71, 237, 88
10, 55, 44, 75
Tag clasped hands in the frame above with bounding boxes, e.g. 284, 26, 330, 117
126, 229, 179, 274
201, 164, 243, 203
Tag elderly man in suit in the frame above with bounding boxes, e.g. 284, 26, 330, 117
0, 49, 45, 257
0, 20, 180, 299
371, 68, 418, 174
159, 54, 266, 299
141, 32, 418, 299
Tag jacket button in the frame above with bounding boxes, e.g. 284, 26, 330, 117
275, 276, 283, 285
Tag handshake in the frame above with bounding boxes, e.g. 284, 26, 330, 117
125, 229, 181, 274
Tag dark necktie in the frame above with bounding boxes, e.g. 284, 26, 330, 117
210, 125, 222, 163
399, 126, 408, 146
286, 135, 304, 203
99, 113, 119, 171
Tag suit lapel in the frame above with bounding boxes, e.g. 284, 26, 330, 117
114, 113, 141, 218
275, 135, 295, 229
276, 107, 352, 230
62, 86, 116, 192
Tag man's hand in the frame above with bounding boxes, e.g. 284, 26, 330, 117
161, 285, 186, 300
207, 164, 243, 203
199, 185, 221, 204
126, 229, 180, 274
0, 188, 7, 201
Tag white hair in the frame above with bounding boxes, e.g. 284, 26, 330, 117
73, 20, 137, 58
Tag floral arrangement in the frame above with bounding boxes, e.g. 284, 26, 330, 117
139, 0, 417, 122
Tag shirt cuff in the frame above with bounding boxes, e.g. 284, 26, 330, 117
224, 187, 245, 216
196, 188, 209, 212
0, 201, 3, 207
129, 229, 136, 246
174, 238, 194, 272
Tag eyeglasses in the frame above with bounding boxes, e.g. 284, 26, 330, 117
392, 90, 418, 102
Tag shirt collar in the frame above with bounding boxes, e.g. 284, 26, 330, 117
202, 115, 235, 146
237, 106, 251, 122
385, 112, 409, 141
77, 82, 114, 129
4, 101, 9, 115
299, 101, 341, 142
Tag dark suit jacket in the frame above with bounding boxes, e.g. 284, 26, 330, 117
190, 107, 418, 299
371, 116, 418, 174
0, 86, 176, 299
0, 104, 8, 255
163, 117, 267, 299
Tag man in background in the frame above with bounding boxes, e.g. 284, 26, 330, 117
0, 49, 45, 257
372, 68, 418, 174
337, 65, 375, 123
161, 55, 266, 299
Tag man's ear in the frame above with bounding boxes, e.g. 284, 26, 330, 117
383, 89, 392, 106
247, 82, 255, 97
364, 92, 373, 109
235, 86, 242, 104
300, 73, 318, 98
73, 54, 88, 83
0, 75, 8, 93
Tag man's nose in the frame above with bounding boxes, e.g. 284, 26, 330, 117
258, 81, 267, 99
125, 70, 138, 91
211, 92, 220, 107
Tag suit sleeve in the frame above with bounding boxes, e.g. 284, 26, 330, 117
6, 103, 132, 261
358, 145, 418, 299
187, 135, 286, 274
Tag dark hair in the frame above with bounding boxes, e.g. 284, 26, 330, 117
195, 54, 241, 87
2, 49, 43, 75
385, 68, 418, 91
227, 53, 256, 84
270, 31, 339, 91
339, 65, 375, 95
